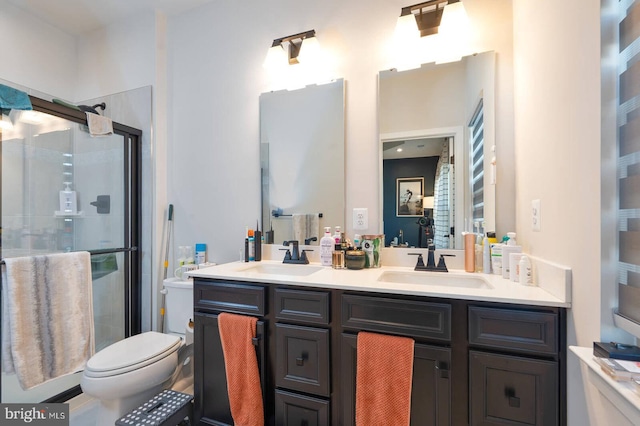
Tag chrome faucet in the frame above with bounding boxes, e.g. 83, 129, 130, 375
281, 240, 311, 264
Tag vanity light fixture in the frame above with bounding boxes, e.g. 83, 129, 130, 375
263, 29, 318, 69
397, 0, 467, 38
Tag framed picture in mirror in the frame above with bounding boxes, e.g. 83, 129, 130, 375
396, 177, 424, 217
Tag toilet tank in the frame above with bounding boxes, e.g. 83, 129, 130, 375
163, 278, 193, 335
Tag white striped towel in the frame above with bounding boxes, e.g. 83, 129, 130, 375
1, 252, 95, 390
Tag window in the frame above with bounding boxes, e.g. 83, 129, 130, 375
616, 0, 640, 334
469, 99, 485, 235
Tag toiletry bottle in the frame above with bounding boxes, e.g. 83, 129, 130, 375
248, 230, 255, 261
185, 245, 195, 264
195, 243, 206, 265
353, 234, 361, 250
475, 234, 483, 272
254, 221, 262, 261
333, 226, 342, 245
177, 246, 186, 266
491, 242, 503, 275
483, 235, 491, 274
519, 255, 532, 285
320, 227, 334, 266
464, 232, 476, 273
501, 233, 521, 279
59, 183, 78, 214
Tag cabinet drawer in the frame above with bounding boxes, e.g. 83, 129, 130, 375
276, 323, 330, 397
275, 389, 329, 426
468, 306, 558, 354
275, 288, 330, 325
195, 280, 265, 316
469, 350, 558, 425
341, 294, 451, 341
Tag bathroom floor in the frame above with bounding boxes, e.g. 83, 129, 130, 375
69, 380, 193, 425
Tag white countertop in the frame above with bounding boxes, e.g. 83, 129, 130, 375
570, 346, 640, 423
189, 260, 571, 308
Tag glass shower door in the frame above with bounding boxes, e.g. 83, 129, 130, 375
1, 100, 140, 403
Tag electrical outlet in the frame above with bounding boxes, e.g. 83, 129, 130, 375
532, 199, 541, 231
353, 208, 368, 230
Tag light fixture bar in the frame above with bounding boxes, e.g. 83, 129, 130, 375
400, 0, 457, 37
270, 29, 316, 64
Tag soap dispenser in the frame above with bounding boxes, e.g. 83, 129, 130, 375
320, 227, 334, 266
59, 183, 78, 214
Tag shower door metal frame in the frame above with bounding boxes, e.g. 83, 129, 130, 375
0, 96, 142, 403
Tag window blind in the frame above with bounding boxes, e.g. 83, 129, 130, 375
617, 0, 640, 326
469, 99, 485, 234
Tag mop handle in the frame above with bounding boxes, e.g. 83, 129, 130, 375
163, 204, 173, 277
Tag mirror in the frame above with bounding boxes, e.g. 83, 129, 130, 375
260, 79, 345, 245
379, 51, 496, 250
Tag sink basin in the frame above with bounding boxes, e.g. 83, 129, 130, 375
239, 263, 323, 277
377, 271, 493, 289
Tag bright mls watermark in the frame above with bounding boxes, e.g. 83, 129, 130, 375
1, 404, 68, 425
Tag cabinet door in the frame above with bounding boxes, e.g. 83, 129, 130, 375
193, 312, 266, 426
275, 389, 330, 426
340, 333, 451, 426
469, 350, 558, 426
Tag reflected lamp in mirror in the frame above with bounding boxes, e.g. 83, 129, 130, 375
393, 0, 471, 69
0, 112, 13, 130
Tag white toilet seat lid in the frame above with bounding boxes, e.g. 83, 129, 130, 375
85, 331, 181, 378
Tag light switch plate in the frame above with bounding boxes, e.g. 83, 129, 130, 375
353, 208, 368, 230
532, 199, 541, 231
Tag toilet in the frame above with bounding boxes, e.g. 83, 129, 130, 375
80, 278, 194, 426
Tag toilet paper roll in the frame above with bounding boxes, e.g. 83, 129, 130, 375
185, 322, 194, 346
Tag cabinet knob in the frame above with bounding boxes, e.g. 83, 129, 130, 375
296, 356, 305, 366
505, 387, 520, 408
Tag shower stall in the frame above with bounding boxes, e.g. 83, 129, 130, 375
0, 94, 142, 403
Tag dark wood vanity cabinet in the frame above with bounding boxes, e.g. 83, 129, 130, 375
339, 294, 453, 425
193, 281, 268, 425
467, 305, 565, 426
193, 278, 566, 426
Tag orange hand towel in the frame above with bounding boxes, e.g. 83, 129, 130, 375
218, 312, 264, 426
355, 331, 415, 426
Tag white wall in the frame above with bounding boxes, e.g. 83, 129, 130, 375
512, 1, 610, 424
0, 1, 77, 99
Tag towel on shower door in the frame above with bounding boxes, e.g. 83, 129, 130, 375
1, 252, 95, 390
85, 111, 113, 136
293, 213, 320, 244
0, 83, 32, 115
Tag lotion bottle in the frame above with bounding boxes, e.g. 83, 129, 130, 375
519, 256, 532, 285
320, 227, 334, 266
59, 183, 78, 214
